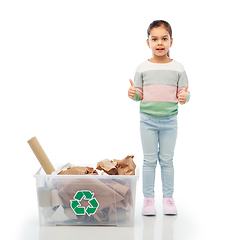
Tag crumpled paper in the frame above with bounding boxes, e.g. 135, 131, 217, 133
96, 159, 118, 175
114, 155, 136, 175
96, 155, 136, 175
58, 166, 98, 175
56, 155, 136, 176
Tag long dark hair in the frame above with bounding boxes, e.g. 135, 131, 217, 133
147, 20, 172, 57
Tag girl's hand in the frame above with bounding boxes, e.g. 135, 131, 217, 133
128, 79, 136, 99
178, 85, 188, 105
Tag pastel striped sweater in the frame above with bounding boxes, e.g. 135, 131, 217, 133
133, 60, 190, 117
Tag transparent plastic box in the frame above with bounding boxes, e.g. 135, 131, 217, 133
34, 167, 139, 227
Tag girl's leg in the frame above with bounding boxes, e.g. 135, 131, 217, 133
158, 115, 178, 198
140, 113, 159, 198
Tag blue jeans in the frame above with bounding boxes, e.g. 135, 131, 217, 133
140, 113, 178, 198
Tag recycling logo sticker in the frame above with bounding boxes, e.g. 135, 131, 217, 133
70, 190, 99, 216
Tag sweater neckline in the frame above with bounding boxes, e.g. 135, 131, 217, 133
147, 59, 174, 65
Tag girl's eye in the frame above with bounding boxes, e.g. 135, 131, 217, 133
152, 38, 157, 41
163, 38, 168, 41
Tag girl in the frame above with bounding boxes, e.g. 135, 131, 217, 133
128, 20, 190, 215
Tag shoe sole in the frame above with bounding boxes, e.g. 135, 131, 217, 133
164, 212, 177, 215
142, 212, 156, 216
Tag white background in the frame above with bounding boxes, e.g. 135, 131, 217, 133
1, 0, 235, 239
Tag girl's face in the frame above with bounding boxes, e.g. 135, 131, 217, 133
147, 27, 173, 61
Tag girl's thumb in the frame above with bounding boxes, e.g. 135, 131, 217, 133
184, 85, 189, 92
129, 79, 134, 86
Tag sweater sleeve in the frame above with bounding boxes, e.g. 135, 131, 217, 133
177, 69, 190, 102
132, 70, 143, 101
132, 90, 142, 101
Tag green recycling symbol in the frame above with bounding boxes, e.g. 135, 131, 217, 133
70, 190, 99, 216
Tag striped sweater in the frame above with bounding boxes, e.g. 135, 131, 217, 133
133, 60, 190, 117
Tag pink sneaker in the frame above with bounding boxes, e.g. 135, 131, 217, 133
162, 198, 177, 215
142, 198, 156, 216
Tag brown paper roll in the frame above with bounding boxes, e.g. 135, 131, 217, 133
28, 136, 55, 174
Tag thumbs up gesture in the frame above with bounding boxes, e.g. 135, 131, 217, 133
178, 85, 189, 105
128, 79, 136, 99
